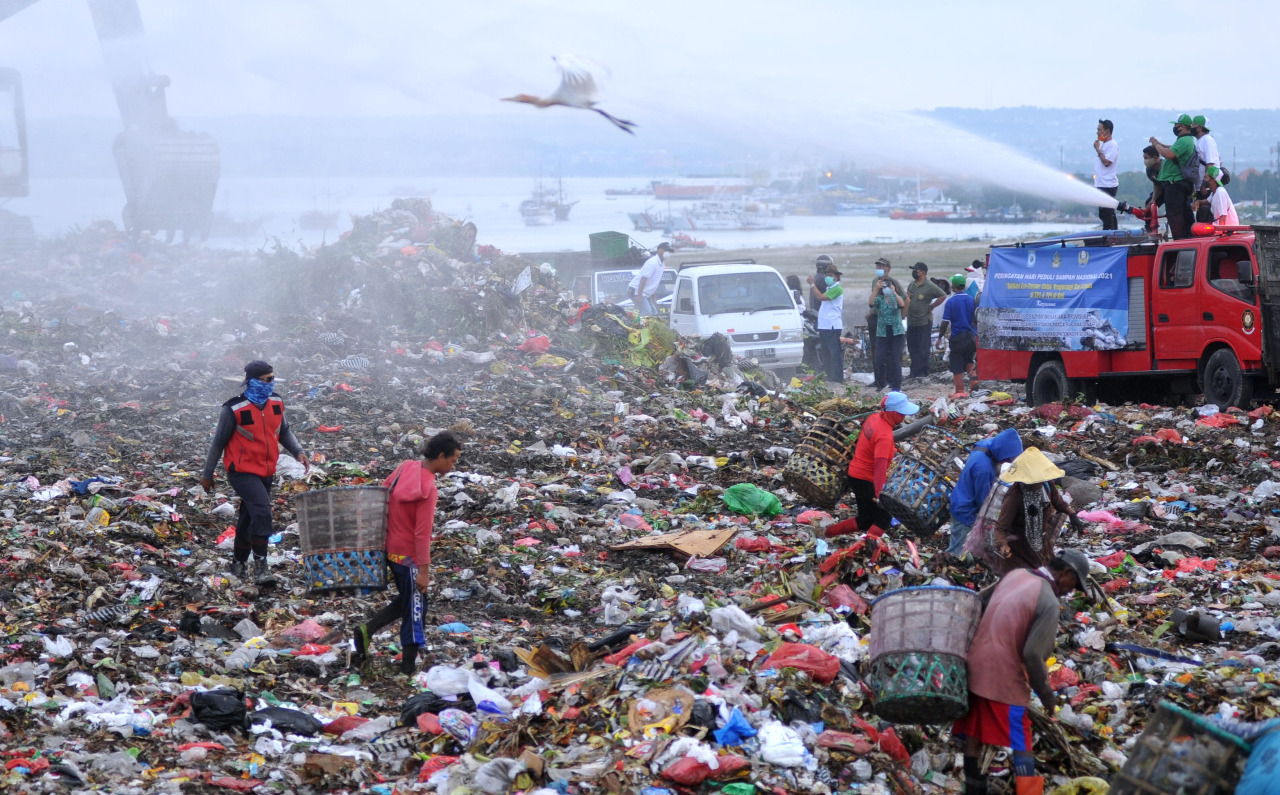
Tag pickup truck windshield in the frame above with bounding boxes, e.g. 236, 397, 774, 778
698, 272, 792, 315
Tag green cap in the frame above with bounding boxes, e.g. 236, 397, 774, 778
1207, 165, 1221, 181
950, 274, 967, 288
1170, 113, 1193, 127
1192, 114, 1210, 131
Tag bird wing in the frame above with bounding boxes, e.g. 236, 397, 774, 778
551, 54, 604, 106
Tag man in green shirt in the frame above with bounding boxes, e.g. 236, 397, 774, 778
866, 258, 905, 389
905, 262, 947, 379
1150, 114, 1198, 240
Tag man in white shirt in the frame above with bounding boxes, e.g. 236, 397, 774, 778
629, 241, 671, 317
1093, 119, 1120, 230
1191, 115, 1222, 185
1196, 166, 1239, 226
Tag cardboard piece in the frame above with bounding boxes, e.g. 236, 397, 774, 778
610, 528, 736, 559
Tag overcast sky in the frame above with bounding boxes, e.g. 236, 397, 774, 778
2, 0, 1277, 121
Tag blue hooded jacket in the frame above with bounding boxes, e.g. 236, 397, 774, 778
949, 428, 1024, 526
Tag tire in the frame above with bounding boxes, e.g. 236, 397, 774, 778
1030, 360, 1072, 406
1202, 348, 1253, 410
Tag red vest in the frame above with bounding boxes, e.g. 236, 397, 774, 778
222, 396, 285, 477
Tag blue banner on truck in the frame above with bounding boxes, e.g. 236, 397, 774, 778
978, 247, 1129, 351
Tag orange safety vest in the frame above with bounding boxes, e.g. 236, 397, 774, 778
221, 396, 285, 477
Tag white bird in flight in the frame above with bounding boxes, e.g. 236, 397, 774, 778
503, 55, 636, 135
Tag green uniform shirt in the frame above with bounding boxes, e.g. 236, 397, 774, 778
1157, 135, 1196, 183
906, 279, 946, 327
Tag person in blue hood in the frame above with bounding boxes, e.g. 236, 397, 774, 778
946, 428, 1024, 557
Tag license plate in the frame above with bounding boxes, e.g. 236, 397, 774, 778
744, 347, 776, 360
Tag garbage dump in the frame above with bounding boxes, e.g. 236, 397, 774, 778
1, 201, 1280, 794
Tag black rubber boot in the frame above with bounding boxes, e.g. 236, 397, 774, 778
253, 557, 276, 585
352, 625, 370, 665
229, 560, 247, 580
399, 645, 419, 676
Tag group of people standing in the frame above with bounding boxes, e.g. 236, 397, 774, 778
800, 254, 982, 398
833, 396, 1096, 795
1095, 114, 1237, 238
203, 359, 461, 676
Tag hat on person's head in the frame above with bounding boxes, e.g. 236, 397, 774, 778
1002, 447, 1065, 485
656, 242, 674, 253
244, 360, 273, 382
1192, 114, 1210, 131
911, 261, 928, 273
815, 254, 834, 266
882, 391, 920, 416
950, 274, 967, 289
1056, 549, 1097, 602
874, 257, 891, 269
1170, 113, 1194, 127
826, 266, 842, 277
1206, 165, 1222, 181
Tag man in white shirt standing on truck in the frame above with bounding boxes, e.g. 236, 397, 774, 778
629, 241, 671, 317
1093, 119, 1120, 230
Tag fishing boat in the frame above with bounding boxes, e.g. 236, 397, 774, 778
518, 176, 576, 226
650, 177, 751, 201
628, 201, 784, 232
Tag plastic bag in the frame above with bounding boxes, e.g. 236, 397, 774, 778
190, 688, 247, 731
709, 605, 761, 637
759, 643, 841, 684
660, 754, 750, 785
42, 635, 74, 659
248, 707, 323, 736
712, 707, 757, 746
439, 708, 478, 745
468, 678, 513, 715
424, 665, 474, 696
278, 619, 328, 643
475, 758, 526, 795
1238, 726, 1280, 795
758, 721, 812, 768
720, 483, 782, 517
400, 691, 475, 727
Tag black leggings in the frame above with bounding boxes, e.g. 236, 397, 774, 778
850, 476, 891, 532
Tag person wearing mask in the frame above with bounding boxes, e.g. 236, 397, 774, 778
953, 548, 1095, 795
1093, 119, 1120, 230
990, 447, 1084, 577
869, 265, 907, 391
1191, 114, 1223, 186
628, 241, 671, 317
905, 262, 947, 379
352, 431, 462, 675
808, 264, 845, 383
201, 360, 309, 584
937, 275, 978, 398
808, 255, 833, 312
865, 258, 903, 385
1150, 114, 1199, 240
946, 428, 1024, 558
1196, 166, 1239, 226
826, 391, 920, 539
1118, 145, 1166, 234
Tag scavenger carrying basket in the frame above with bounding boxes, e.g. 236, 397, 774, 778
782, 413, 861, 508
867, 586, 983, 724
879, 425, 964, 536
294, 486, 389, 595
1110, 701, 1252, 795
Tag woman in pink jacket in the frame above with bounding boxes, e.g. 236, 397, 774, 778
352, 431, 461, 674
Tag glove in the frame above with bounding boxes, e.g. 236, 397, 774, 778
1069, 514, 1085, 534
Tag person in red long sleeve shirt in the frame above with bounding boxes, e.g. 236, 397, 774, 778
352, 431, 461, 675
827, 391, 919, 539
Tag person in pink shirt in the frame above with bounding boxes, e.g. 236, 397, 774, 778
352, 431, 461, 674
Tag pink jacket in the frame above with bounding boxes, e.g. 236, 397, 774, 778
383, 460, 437, 569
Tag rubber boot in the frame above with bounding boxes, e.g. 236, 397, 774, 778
352, 625, 370, 666
865, 524, 886, 539
399, 645, 419, 676
253, 557, 276, 586
229, 560, 247, 580
1015, 776, 1044, 795
825, 517, 861, 538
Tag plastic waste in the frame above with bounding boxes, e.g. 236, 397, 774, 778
474, 758, 526, 795
720, 483, 783, 516
248, 707, 323, 736
425, 665, 474, 696
710, 605, 762, 637
468, 677, 513, 715
713, 707, 757, 746
758, 721, 815, 768
190, 689, 247, 731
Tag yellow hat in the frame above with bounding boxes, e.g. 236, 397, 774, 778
1002, 447, 1065, 485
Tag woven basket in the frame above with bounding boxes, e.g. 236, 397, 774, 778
868, 586, 982, 724
879, 426, 964, 536
782, 413, 859, 508
294, 486, 389, 595
1110, 701, 1251, 795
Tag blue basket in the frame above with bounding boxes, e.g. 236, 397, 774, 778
879, 427, 963, 535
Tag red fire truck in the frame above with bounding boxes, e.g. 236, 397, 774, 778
976, 224, 1280, 410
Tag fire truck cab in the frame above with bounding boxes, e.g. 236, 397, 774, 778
977, 224, 1280, 410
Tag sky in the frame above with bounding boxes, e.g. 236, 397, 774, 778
1, 0, 1277, 121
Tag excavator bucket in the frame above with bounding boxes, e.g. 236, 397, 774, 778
114, 128, 220, 242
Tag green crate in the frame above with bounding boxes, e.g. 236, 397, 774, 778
589, 231, 631, 260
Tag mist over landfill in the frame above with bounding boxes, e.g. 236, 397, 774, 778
2, 3, 1280, 795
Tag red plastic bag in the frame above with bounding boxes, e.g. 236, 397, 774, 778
416, 712, 443, 734
1094, 551, 1127, 568
322, 715, 368, 735
796, 510, 832, 524
878, 727, 911, 763
816, 730, 874, 755
297, 644, 332, 656
1196, 413, 1239, 428
759, 643, 840, 684
517, 335, 550, 354
822, 584, 870, 616
604, 638, 653, 665
1049, 666, 1079, 690
418, 755, 460, 783
660, 754, 750, 785
279, 619, 328, 643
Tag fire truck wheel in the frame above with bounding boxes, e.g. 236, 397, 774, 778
1202, 349, 1252, 411
1030, 360, 1073, 406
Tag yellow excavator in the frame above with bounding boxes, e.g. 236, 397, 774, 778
0, 0, 220, 244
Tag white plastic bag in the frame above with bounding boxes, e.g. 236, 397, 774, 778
710, 605, 761, 638
758, 721, 813, 768
468, 678, 513, 715
42, 635, 74, 659
424, 665, 473, 696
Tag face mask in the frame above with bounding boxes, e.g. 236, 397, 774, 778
245, 378, 274, 404
825, 276, 834, 287
875, 269, 885, 278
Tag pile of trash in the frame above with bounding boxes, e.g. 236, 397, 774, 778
1, 203, 1279, 794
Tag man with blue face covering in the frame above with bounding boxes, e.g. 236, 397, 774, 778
201, 360, 309, 584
